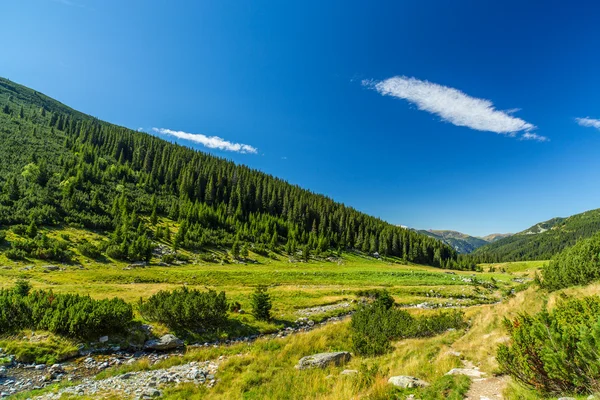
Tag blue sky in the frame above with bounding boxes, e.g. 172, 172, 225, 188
3, 0, 600, 236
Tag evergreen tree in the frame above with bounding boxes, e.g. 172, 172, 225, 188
251, 285, 272, 321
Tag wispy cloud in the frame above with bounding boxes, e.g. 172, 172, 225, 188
51, 0, 85, 7
152, 128, 258, 154
364, 76, 545, 141
575, 117, 600, 130
521, 132, 549, 142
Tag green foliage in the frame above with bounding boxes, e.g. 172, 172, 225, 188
0, 283, 133, 339
139, 287, 228, 331
13, 279, 31, 296
473, 209, 600, 262
351, 302, 466, 356
8, 234, 72, 262
251, 285, 272, 321
0, 76, 458, 268
541, 232, 600, 290
497, 296, 600, 395
77, 241, 102, 259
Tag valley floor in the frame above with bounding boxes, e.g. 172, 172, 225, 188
2, 251, 586, 399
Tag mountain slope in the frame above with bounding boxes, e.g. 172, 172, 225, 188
0, 77, 466, 268
481, 233, 512, 243
418, 230, 489, 254
472, 210, 600, 261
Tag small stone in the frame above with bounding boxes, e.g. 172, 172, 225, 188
99, 336, 109, 343
388, 375, 430, 388
340, 369, 358, 376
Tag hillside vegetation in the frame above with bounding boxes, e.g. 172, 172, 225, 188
472, 209, 600, 261
418, 230, 490, 254
0, 77, 469, 269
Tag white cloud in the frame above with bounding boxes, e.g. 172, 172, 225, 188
364, 76, 541, 141
575, 117, 600, 130
520, 132, 549, 142
152, 128, 258, 154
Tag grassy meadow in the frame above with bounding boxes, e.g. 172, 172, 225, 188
1, 225, 567, 399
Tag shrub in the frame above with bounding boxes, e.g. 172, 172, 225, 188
6, 247, 27, 260
139, 287, 228, 331
251, 285, 272, 321
498, 296, 600, 395
0, 283, 133, 339
8, 235, 72, 262
542, 232, 600, 290
161, 253, 176, 264
77, 242, 102, 259
11, 224, 27, 236
105, 245, 124, 260
351, 303, 466, 356
13, 279, 31, 296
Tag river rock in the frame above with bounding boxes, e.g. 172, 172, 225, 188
388, 375, 430, 388
295, 352, 351, 370
144, 334, 184, 351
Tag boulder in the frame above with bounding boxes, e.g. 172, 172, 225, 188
387, 375, 430, 388
43, 265, 60, 271
295, 352, 351, 370
144, 334, 184, 351
0, 366, 6, 378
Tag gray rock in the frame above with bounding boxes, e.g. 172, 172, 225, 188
387, 375, 430, 388
99, 336, 109, 343
144, 334, 184, 351
340, 369, 358, 375
295, 352, 351, 370
557, 398, 576, 400
0, 366, 6, 378
43, 265, 60, 271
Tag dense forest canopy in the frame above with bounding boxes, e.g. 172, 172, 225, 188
470, 210, 600, 262
0, 77, 468, 268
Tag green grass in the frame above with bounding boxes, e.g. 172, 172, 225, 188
0, 332, 79, 364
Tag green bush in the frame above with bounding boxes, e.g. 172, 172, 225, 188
77, 242, 102, 259
139, 287, 228, 331
0, 283, 133, 339
497, 296, 600, 395
542, 232, 600, 290
351, 303, 466, 356
9, 235, 72, 262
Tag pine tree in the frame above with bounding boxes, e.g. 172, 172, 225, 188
251, 285, 272, 321
231, 239, 240, 259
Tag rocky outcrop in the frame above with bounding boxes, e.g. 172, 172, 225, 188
143, 335, 184, 351
387, 375, 430, 388
295, 352, 351, 370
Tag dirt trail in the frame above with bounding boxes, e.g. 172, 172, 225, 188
464, 375, 509, 400
450, 359, 509, 400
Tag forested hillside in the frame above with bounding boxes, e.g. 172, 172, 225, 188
0, 77, 464, 268
472, 209, 600, 262
418, 230, 489, 254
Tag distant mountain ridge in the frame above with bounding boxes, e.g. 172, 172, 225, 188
473, 209, 600, 261
417, 229, 510, 254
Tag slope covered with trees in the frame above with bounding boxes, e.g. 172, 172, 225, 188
418, 229, 489, 254
0, 77, 464, 268
471, 209, 600, 262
